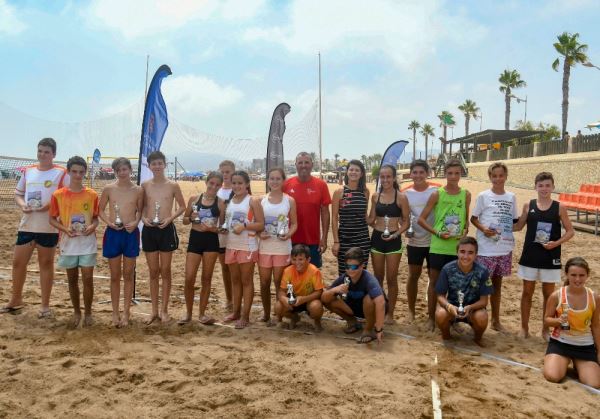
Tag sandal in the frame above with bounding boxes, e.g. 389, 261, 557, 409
38, 309, 53, 319
357, 333, 377, 344
234, 319, 249, 329
0, 305, 24, 314
199, 315, 216, 325
344, 321, 362, 334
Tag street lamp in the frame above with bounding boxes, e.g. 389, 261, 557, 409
475, 111, 483, 132
583, 61, 600, 70
509, 94, 528, 124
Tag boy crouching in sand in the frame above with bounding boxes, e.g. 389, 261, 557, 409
275, 244, 324, 331
435, 237, 492, 346
99, 158, 143, 327
49, 156, 99, 327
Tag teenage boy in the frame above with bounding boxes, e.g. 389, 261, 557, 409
217, 160, 235, 310
2, 138, 68, 316
141, 151, 186, 324
99, 158, 143, 327
435, 237, 492, 346
322, 247, 386, 344
49, 156, 99, 327
514, 172, 574, 340
470, 162, 519, 332
404, 159, 437, 321
418, 159, 471, 330
275, 244, 324, 331
283, 152, 331, 268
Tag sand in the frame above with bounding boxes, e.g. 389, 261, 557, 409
0, 178, 599, 418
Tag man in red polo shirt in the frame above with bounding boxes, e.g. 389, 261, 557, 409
283, 152, 331, 268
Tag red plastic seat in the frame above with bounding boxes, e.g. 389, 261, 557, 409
581, 184, 594, 193
593, 185, 600, 195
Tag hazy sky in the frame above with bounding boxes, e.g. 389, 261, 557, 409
1, 0, 599, 162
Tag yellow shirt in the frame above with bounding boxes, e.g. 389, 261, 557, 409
280, 264, 324, 296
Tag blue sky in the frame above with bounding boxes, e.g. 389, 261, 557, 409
1, 0, 600, 165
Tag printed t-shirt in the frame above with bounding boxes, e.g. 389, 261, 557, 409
329, 270, 383, 303
15, 165, 68, 233
435, 260, 492, 306
471, 189, 518, 257
283, 176, 331, 245
430, 187, 467, 256
280, 263, 324, 296
405, 185, 436, 247
50, 187, 99, 256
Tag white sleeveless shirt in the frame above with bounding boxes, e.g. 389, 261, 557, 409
260, 193, 292, 256
225, 194, 257, 252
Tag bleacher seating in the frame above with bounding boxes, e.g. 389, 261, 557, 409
559, 183, 600, 235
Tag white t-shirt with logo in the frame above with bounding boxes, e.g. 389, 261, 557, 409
471, 189, 519, 257
15, 165, 68, 234
217, 187, 232, 248
405, 185, 437, 247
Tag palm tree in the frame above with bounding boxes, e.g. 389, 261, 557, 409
334, 153, 340, 169
360, 154, 367, 169
408, 120, 420, 161
552, 32, 588, 136
499, 69, 526, 130
420, 124, 435, 161
457, 100, 480, 137
437, 111, 455, 155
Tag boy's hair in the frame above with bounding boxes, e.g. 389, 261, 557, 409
534, 171, 554, 185
410, 159, 430, 173
291, 244, 311, 259
38, 137, 57, 155
147, 151, 166, 165
67, 155, 87, 171
219, 160, 235, 170
456, 236, 478, 253
344, 247, 364, 263
488, 162, 508, 176
206, 171, 223, 183
111, 157, 132, 171
444, 158, 462, 171
267, 167, 286, 180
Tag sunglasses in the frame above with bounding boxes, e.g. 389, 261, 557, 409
346, 264, 360, 271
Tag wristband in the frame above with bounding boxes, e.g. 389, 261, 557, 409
374, 327, 383, 333
436, 231, 442, 238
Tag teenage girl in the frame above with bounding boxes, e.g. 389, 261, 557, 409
223, 171, 265, 329
258, 167, 297, 325
179, 172, 224, 325
367, 164, 409, 324
543, 257, 600, 388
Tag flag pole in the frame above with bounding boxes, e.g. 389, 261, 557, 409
318, 52, 323, 176
144, 54, 150, 99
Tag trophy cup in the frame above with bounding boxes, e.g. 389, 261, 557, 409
406, 214, 415, 238
457, 290, 465, 317
219, 212, 231, 233
489, 222, 501, 242
114, 203, 123, 228
192, 204, 201, 224
151, 201, 161, 226
287, 282, 297, 305
382, 215, 391, 239
560, 304, 570, 330
341, 276, 351, 300
277, 217, 288, 239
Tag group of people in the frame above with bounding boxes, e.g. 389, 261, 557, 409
1, 137, 599, 388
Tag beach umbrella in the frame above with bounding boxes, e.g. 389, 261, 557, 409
585, 121, 600, 130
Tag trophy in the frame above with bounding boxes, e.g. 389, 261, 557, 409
151, 201, 161, 226
406, 214, 415, 238
382, 215, 391, 239
219, 212, 231, 233
191, 204, 201, 224
287, 282, 297, 305
114, 203, 123, 228
489, 222, 501, 242
560, 304, 570, 330
341, 276, 351, 300
457, 290, 465, 317
277, 217, 288, 239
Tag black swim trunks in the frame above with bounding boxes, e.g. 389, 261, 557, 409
141, 224, 179, 252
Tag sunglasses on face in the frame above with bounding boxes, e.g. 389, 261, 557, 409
346, 264, 360, 271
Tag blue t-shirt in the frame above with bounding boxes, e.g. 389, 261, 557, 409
435, 261, 492, 306
329, 270, 383, 303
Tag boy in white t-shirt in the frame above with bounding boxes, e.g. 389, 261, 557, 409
470, 162, 518, 332
217, 160, 235, 310
1, 138, 68, 317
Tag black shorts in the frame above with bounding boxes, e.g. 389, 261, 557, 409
345, 296, 389, 319
546, 338, 599, 363
370, 230, 402, 255
219, 247, 226, 255
407, 245, 430, 266
292, 303, 308, 313
141, 224, 179, 253
16, 231, 59, 248
429, 253, 458, 271
187, 229, 220, 254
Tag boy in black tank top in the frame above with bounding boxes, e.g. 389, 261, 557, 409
514, 172, 574, 340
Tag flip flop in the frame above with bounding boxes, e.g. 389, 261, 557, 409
177, 318, 192, 326
234, 319, 248, 329
344, 322, 363, 334
223, 313, 239, 323
199, 316, 216, 325
357, 333, 377, 344
38, 309, 53, 319
0, 305, 24, 314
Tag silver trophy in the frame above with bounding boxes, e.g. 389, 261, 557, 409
489, 222, 501, 242
341, 276, 351, 300
560, 303, 570, 330
457, 290, 465, 317
219, 212, 232, 233
382, 215, 391, 238
287, 282, 297, 305
191, 204, 201, 224
277, 217, 288, 239
406, 214, 415, 238
114, 203, 123, 228
152, 201, 161, 226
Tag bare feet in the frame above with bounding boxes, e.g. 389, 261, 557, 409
177, 316, 191, 326
223, 313, 240, 323
408, 311, 416, 323
313, 319, 323, 332
71, 311, 82, 328
519, 328, 530, 339
112, 313, 121, 328
259, 314, 271, 323
289, 313, 300, 329
145, 314, 161, 325
161, 312, 171, 324
199, 315, 216, 325
38, 308, 53, 319
474, 337, 486, 347
491, 321, 508, 333
119, 316, 130, 328
234, 318, 249, 329
83, 315, 93, 327
384, 314, 396, 325
426, 318, 436, 332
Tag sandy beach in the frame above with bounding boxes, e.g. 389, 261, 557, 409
1, 178, 599, 418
